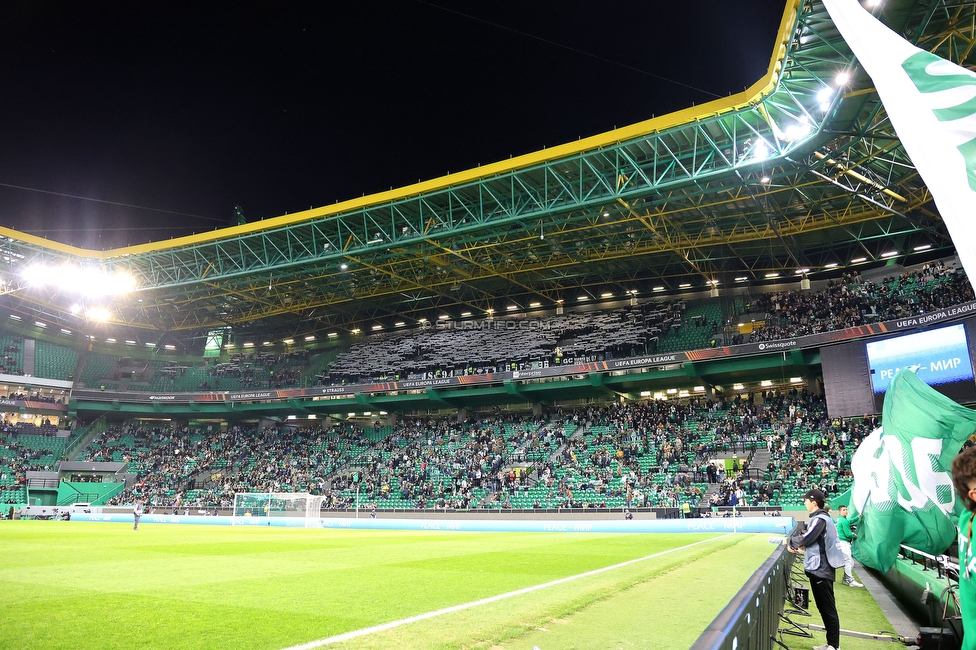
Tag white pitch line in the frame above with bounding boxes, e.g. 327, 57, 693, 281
281, 533, 734, 650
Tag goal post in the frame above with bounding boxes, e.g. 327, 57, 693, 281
231, 492, 324, 526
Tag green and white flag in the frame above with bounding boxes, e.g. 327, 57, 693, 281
822, 0, 976, 285
847, 369, 976, 572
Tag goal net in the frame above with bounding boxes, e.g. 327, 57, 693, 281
231, 492, 324, 526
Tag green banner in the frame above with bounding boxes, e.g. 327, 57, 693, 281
848, 369, 976, 572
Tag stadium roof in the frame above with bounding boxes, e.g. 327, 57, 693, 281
0, 0, 968, 343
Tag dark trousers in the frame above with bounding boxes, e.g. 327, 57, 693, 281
808, 573, 839, 648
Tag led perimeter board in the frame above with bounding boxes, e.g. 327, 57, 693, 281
866, 323, 976, 410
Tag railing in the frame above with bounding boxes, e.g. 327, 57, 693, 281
57, 491, 100, 506
899, 544, 960, 581
690, 526, 798, 650
99, 482, 126, 505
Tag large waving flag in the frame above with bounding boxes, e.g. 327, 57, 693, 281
822, 0, 976, 285
847, 370, 976, 572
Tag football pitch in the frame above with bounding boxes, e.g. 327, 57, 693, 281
0, 522, 775, 650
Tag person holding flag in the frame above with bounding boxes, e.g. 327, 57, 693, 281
835, 505, 864, 588
951, 447, 976, 650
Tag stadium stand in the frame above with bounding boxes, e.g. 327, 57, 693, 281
32, 340, 79, 381
0, 333, 24, 376
53, 390, 869, 514
750, 263, 973, 341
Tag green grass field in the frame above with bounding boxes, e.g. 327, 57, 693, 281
1, 522, 777, 650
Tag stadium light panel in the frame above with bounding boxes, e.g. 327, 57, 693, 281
760, 380, 773, 387
304, 335, 316, 340
733, 383, 745, 390
694, 386, 705, 392
164, 345, 175, 350
653, 286, 665, 291
735, 276, 748, 281
147, 343, 156, 347
529, 302, 541, 308
914, 244, 932, 251
371, 325, 383, 330
881, 250, 899, 258
106, 338, 115, 342
666, 388, 678, 394
785, 122, 811, 141
327, 332, 338, 337
86, 307, 110, 322
836, 71, 851, 86
851, 257, 867, 263
60, 328, 71, 334
351, 328, 361, 334
678, 283, 691, 288
395, 321, 406, 326
817, 87, 834, 102
600, 292, 613, 298
34, 321, 46, 328
243, 342, 254, 347
639, 391, 651, 397
751, 140, 770, 161
577, 295, 589, 301
125, 340, 136, 345
825, 262, 839, 268
283, 339, 294, 344
790, 377, 803, 383
438, 314, 450, 319
507, 304, 518, 310
263, 341, 271, 346
23, 263, 136, 297
764, 272, 780, 278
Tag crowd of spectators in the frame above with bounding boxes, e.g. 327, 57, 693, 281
0, 390, 886, 514
0, 425, 62, 499
750, 263, 972, 341
709, 393, 872, 511
206, 349, 311, 390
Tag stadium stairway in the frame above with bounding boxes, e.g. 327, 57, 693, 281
22, 338, 34, 376
750, 447, 772, 473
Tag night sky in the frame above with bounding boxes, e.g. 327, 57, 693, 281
0, 1, 786, 250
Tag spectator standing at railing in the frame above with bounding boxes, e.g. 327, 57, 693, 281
782, 488, 845, 650
951, 447, 976, 650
